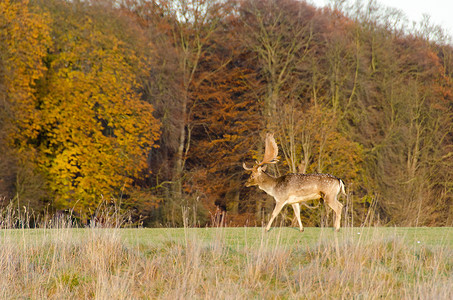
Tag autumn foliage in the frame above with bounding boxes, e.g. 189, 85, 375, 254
0, 0, 452, 226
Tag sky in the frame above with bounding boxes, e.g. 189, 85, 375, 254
309, 0, 453, 38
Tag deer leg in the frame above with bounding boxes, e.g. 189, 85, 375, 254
291, 203, 304, 232
265, 201, 286, 232
325, 194, 343, 232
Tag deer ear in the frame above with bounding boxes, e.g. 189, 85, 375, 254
260, 165, 267, 172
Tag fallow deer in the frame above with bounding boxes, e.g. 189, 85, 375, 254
243, 133, 346, 232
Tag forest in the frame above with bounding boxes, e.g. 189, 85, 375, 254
0, 0, 452, 227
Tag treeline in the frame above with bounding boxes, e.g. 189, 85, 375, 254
0, 0, 452, 227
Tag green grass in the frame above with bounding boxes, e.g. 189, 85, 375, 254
1, 224, 452, 299
120, 226, 453, 248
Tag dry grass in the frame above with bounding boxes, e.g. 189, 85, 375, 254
0, 212, 451, 299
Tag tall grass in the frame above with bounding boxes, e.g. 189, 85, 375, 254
0, 206, 451, 299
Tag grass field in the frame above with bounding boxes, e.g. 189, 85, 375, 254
0, 223, 452, 299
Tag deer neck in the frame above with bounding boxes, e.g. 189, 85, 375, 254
257, 172, 278, 196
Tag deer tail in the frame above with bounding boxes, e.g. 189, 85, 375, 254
339, 179, 346, 195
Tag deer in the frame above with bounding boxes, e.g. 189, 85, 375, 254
243, 133, 346, 232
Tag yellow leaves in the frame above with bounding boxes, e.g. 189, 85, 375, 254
0, 0, 51, 144
278, 104, 364, 185
20, 8, 161, 216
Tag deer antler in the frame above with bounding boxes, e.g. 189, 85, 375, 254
242, 133, 279, 171
259, 133, 279, 165
243, 162, 253, 170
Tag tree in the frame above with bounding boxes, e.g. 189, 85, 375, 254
329, 1, 453, 225
34, 3, 160, 217
124, 0, 228, 225
0, 0, 51, 209
186, 11, 263, 224
238, 0, 315, 128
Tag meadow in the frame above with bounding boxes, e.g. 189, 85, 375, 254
0, 214, 452, 299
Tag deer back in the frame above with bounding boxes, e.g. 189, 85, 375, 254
273, 173, 341, 198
